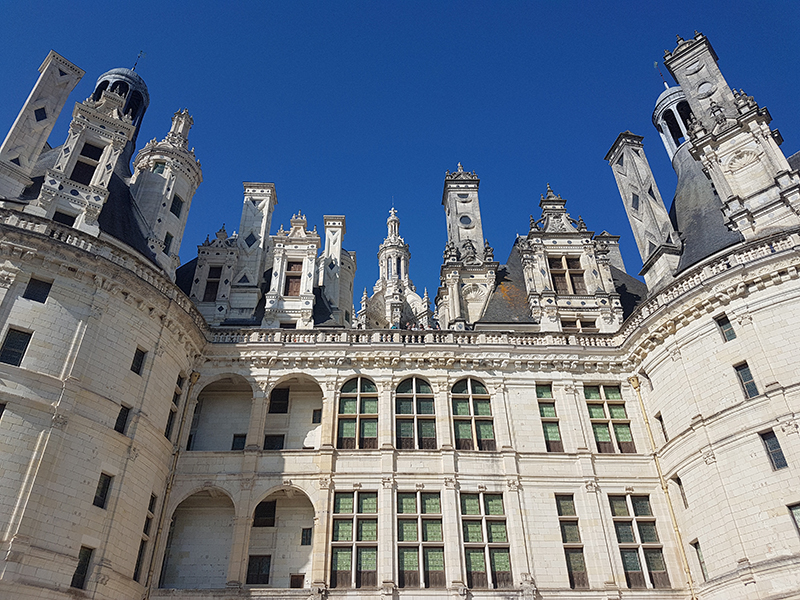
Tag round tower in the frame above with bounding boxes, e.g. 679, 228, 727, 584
91, 67, 150, 138
652, 86, 694, 161
378, 208, 412, 286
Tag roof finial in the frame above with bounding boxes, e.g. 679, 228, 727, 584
654, 61, 669, 90
132, 50, 146, 71
457, 162, 463, 172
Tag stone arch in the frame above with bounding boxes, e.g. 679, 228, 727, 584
92, 80, 109, 101
264, 373, 324, 450
160, 487, 235, 589
188, 374, 255, 451
247, 485, 316, 588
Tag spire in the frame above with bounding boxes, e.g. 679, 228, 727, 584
387, 207, 400, 239
166, 109, 193, 148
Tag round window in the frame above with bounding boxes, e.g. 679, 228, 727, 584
459, 215, 472, 226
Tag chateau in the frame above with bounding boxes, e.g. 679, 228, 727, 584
0, 32, 799, 600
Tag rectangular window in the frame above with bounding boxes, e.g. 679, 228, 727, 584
163, 232, 173, 256
93, 473, 113, 508
556, 494, 588, 588
133, 493, 157, 582
114, 405, 130, 434
284, 261, 303, 296
460, 491, 510, 589
203, 266, 222, 302
152, 162, 166, 174
53, 211, 76, 226
263, 434, 285, 450
131, 348, 146, 375
655, 413, 668, 443
0, 328, 32, 366
164, 408, 176, 440
760, 430, 788, 470
672, 476, 688, 508
735, 363, 759, 398
452, 379, 495, 452
538, 384, 564, 452
231, 434, 247, 450
332, 490, 378, 588
395, 377, 436, 450
170, 195, 184, 218
301, 527, 312, 545
789, 504, 800, 535
290, 574, 304, 588
398, 490, 442, 588
609, 494, 669, 589
269, 388, 289, 413
312, 408, 322, 423
246, 555, 271, 584
691, 541, 708, 582
253, 500, 276, 527
549, 256, 586, 295
23, 278, 52, 303
715, 315, 737, 341
585, 385, 635, 453
337, 378, 378, 450
70, 546, 93, 589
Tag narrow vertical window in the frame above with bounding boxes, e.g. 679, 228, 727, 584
133, 493, 157, 582
691, 541, 708, 582
609, 494, 670, 589
556, 494, 588, 588
395, 377, 436, 450
654, 413, 668, 443
760, 430, 788, 470
452, 379, 495, 451
337, 377, 378, 449
283, 261, 303, 296
397, 490, 443, 588
163, 232, 173, 255
71, 546, 93, 589
331, 491, 377, 588
460, 492, 510, 588
0, 328, 32, 366
269, 388, 290, 413
114, 405, 130, 434
672, 476, 689, 508
735, 363, 759, 398
23, 278, 52, 303
170, 194, 184, 218
788, 504, 800, 536
715, 315, 736, 341
586, 385, 635, 453
301, 527, 312, 545
203, 266, 222, 302
93, 473, 113, 508
130, 348, 146, 375
537, 384, 563, 452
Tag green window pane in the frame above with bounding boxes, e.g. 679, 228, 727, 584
332, 547, 352, 570
461, 494, 481, 515
334, 492, 354, 513
593, 423, 612, 442
487, 521, 508, 542
614, 521, 635, 543
490, 549, 511, 572
397, 493, 417, 514
421, 493, 440, 514
473, 399, 492, 416
608, 404, 627, 419
357, 547, 377, 570
471, 380, 489, 395
536, 384, 553, 399
791, 504, 800, 526
454, 420, 473, 440
417, 398, 435, 414
587, 404, 606, 419
399, 547, 419, 570
484, 495, 504, 515
396, 398, 414, 414
360, 379, 377, 393
339, 397, 357, 414
360, 419, 378, 438
476, 421, 495, 441
604, 386, 622, 399
358, 492, 378, 513
453, 399, 470, 416
361, 397, 378, 414
422, 519, 443, 541
560, 521, 581, 543
332, 519, 353, 541
357, 519, 378, 541
584, 386, 601, 399
631, 496, 652, 516
452, 380, 469, 394
396, 419, 414, 438
539, 403, 557, 418
555, 495, 575, 516
609, 496, 629, 516
613, 422, 633, 442
424, 548, 445, 571
543, 421, 561, 441
621, 549, 641, 572
398, 519, 418, 541
416, 380, 432, 394
644, 548, 666, 571
341, 379, 358, 394
465, 549, 486, 572
397, 379, 414, 394
565, 549, 586, 572
418, 419, 436, 439
637, 521, 659, 543
462, 520, 483, 542
338, 419, 357, 438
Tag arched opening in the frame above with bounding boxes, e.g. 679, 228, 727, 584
677, 100, 694, 131
662, 109, 685, 147
266, 375, 323, 450
247, 488, 315, 588
159, 489, 234, 589
92, 80, 109, 101
109, 80, 129, 98
188, 376, 254, 451
126, 90, 145, 124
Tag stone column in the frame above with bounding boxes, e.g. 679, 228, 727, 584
503, 478, 533, 585
310, 478, 333, 589
226, 513, 253, 586
378, 476, 396, 589
441, 477, 464, 588
247, 380, 270, 450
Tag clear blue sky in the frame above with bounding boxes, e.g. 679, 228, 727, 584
2, 1, 799, 305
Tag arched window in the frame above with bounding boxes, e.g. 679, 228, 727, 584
395, 377, 436, 449
110, 80, 129, 98
127, 90, 145, 123
92, 80, 109, 101
337, 377, 378, 449
452, 379, 495, 451
676, 101, 694, 131
662, 109, 684, 147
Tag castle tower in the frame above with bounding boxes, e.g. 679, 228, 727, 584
605, 131, 681, 291
27, 70, 139, 235
130, 109, 203, 277
0, 51, 84, 200
664, 31, 800, 238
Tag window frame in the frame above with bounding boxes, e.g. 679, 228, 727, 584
395, 376, 437, 450
22, 277, 52, 303
71, 546, 94, 589
537, 384, 563, 452
93, 473, 113, 509
714, 314, 737, 342
585, 384, 635, 454
760, 430, 788, 470
735, 362, 759, 398
396, 490, 445, 588
459, 491, 511, 589
608, 494, 670, 589
337, 377, 378, 450
246, 554, 272, 585
203, 265, 223, 302
452, 378, 496, 452
548, 255, 587, 295
556, 494, 588, 589
331, 490, 378, 589
0, 327, 32, 367
130, 347, 147, 375
114, 405, 131, 434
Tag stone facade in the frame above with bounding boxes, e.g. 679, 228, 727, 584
0, 32, 799, 600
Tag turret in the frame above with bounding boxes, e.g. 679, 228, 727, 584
130, 109, 203, 278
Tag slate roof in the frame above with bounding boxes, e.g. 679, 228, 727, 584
477, 240, 538, 325
788, 150, 800, 172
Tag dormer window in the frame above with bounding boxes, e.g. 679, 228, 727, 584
284, 261, 303, 296
69, 142, 104, 186
548, 256, 587, 295
203, 266, 222, 302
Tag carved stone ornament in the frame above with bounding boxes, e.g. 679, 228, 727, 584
702, 448, 716, 465
51, 413, 69, 430
382, 476, 395, 489
0, 268, 19, 288
444, 476, 458, 489
584, 479, 599, 493
506, 477, 520, 491
780, 420, 799, 436
318, 476, 331, 489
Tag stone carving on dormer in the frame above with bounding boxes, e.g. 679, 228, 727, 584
461, 239, 479, 264
483, 240, 494, 262
443, 241, 459, 263
444, 162, 479, 181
